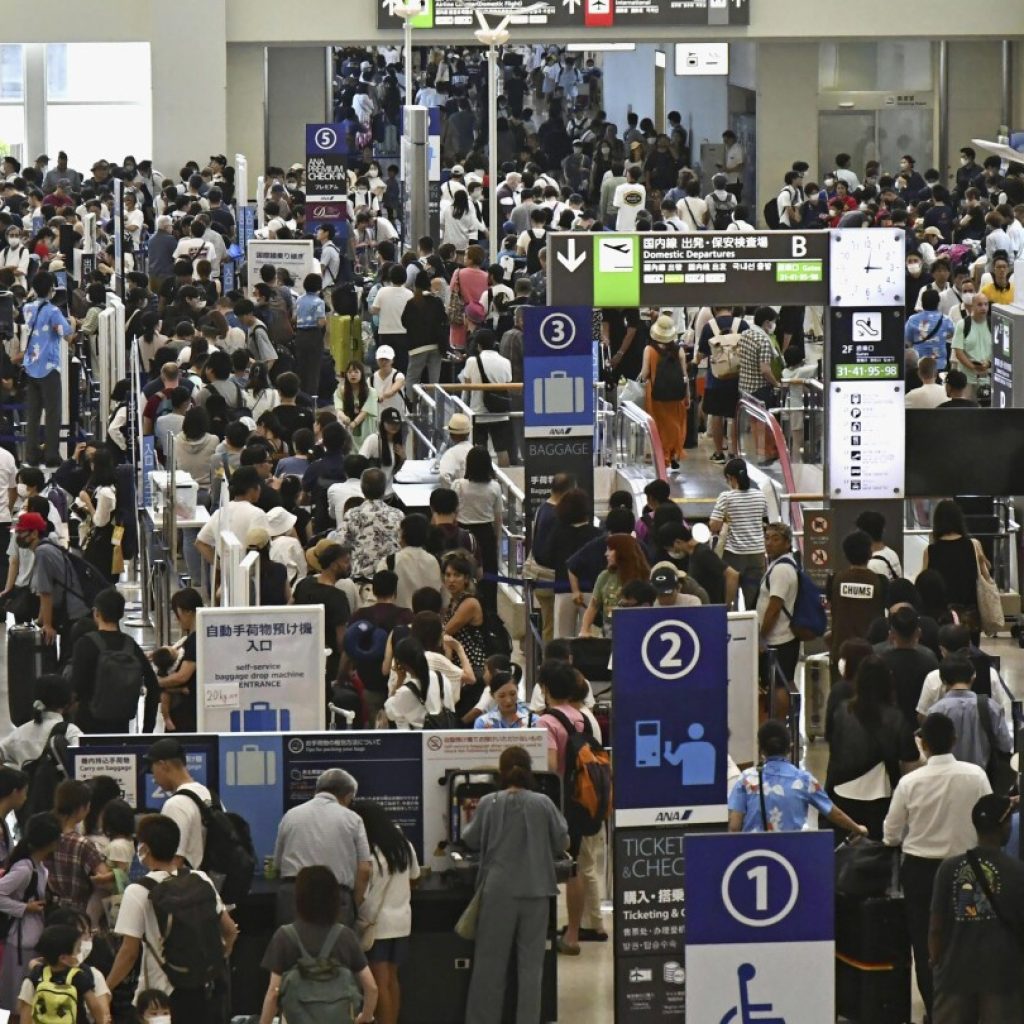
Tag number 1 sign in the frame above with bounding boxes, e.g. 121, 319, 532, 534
611, 606, 730, 827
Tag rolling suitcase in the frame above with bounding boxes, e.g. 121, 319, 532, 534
835, 893, 911, 1024
804, 652, 831, 739
7, 625, 58, 727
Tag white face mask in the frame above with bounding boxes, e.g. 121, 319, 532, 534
16, 483, 28, 499
148, 1015, 172, 1024
837, 658, 847, 679
960, 157, 970, 166
907, 263, 922, 277
76, 939, 93, 963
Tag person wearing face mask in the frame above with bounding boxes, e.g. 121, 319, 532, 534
1, 227, 29, 287
952, 292, 993, 400
107, 813, 238, 1022
955, 146, 982, 199
904, 253, 931, 316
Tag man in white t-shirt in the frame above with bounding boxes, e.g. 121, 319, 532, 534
776, 171, 804, 227
612, 166, 646, 232
146, 738, 213, 871
904, 356, 948, 410
720, 130, 745, 198
107, 812, 237, 1014
437, 413, 474, 487
459, 329, 513, 466
195, 466, 270, 568
757, 523, 801, 683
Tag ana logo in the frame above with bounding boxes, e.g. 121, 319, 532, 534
426, 735, 443, 752
655, 809, 694, 823
287, 738, 305, 754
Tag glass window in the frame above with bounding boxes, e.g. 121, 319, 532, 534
0, 106, 25, 156
819, 42, 932, 93
0, 45, 23, 101
46, 104, 152, 173
46, 43, 150, 102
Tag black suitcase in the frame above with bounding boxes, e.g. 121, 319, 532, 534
7, 625, 59, 727
835, 893, 911, 1024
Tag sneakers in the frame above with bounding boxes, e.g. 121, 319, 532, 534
709, 451, 726, 464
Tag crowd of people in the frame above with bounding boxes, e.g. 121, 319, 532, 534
0, 33, 1020, 1024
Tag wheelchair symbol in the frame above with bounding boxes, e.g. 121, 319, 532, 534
719, 963, 786, 1024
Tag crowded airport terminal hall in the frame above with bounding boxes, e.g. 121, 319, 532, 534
5, 2, 1024, 1022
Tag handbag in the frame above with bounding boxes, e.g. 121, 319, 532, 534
620, 378, 645, 408
976, 560, 1005, 635
111, 524, 125, 576
454, 886, 482, 941
447, 270, 466, 327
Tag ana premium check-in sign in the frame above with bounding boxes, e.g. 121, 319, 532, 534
548, 231, 830, 308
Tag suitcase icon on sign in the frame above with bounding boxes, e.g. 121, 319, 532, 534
229, 701, 291, 732
534, 371, 586, 415
225, 744, 277, 787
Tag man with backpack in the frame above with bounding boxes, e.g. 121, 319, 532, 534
537, 659, 612, 958
705, 173, 738, 231
107, 814, 238, 1023
69, 588, 159, 735
756, 522, 803, 684
18, 512, 91, 652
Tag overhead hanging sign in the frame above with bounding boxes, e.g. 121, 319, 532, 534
548, 231, 830, 309
378, 0, 749, 30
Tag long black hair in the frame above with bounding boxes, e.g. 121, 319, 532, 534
84, 775, 121, 836
723, 457, 751, 491
8, 812, 60, 867
352, 799, 412, 875
342, 360, 369, 421
393, 635, 431, 698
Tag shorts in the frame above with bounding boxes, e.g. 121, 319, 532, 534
367, 936, 411, 964
701, 381, 739, 417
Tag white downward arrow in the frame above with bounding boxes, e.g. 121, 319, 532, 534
557, 239, 587, 273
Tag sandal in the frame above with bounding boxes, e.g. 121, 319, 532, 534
579, 928, 609, 942
556, 936, 581, 956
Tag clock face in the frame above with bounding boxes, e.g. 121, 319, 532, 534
829, 229, 906, 308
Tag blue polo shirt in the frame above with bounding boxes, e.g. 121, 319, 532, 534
728, 756, 833, 832
295, 293, 326, 330
22, 299, 72, 379
905, 310, 954, 369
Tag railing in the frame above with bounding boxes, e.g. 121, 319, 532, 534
612, 400, 667, 483
495, 467, 527, 596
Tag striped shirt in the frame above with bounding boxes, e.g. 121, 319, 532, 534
710, 487, 768, 555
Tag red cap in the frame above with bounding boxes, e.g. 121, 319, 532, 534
15, 512, 47, 535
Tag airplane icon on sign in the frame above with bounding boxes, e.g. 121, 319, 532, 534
605, 242, 630, 253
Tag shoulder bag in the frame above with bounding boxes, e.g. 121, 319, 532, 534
475, 354, 511, 413
976, 693, 1016, 794
447, 269, 466, 327
356, 856, 397, 952
975, 539, 1004, 635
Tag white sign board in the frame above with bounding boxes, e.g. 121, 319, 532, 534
828, 381, 905, 499
421, 729, 547, 870
675, 42, 729, 76
73, 752, 138, 806
246, 239, 316, 293
195, 605, 326, 733
727, 612, 759, 768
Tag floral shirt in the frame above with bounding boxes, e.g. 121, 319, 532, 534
339, 498, 403, 579
22, 299, 72, 379
727, 756, 833, 832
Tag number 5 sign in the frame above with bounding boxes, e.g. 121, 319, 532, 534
611, 606, 729, 827
685, 832, 835, 1024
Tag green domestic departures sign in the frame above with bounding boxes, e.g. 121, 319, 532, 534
548, 231, 831, 309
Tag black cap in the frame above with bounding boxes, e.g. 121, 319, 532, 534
144, 738, 186, 766
650, 565, 679, 594
972, 794, 1013, 832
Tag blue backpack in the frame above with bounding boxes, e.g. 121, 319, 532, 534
768, 555, 827, 640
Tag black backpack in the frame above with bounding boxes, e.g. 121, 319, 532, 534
87, 633, 143, 722
407, 671, 460, 730
480, 611, 513, 660
652, 348, 687, 402
762, 196, 781, 230
41, 541, 108, 621
708, 193, 736, 230
173, 789, 256, 905
544, 708, 612, 838
19, 721, 70, 825
138, 868, 226, 991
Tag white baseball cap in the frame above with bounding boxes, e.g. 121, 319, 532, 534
376, 345, 396, 361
